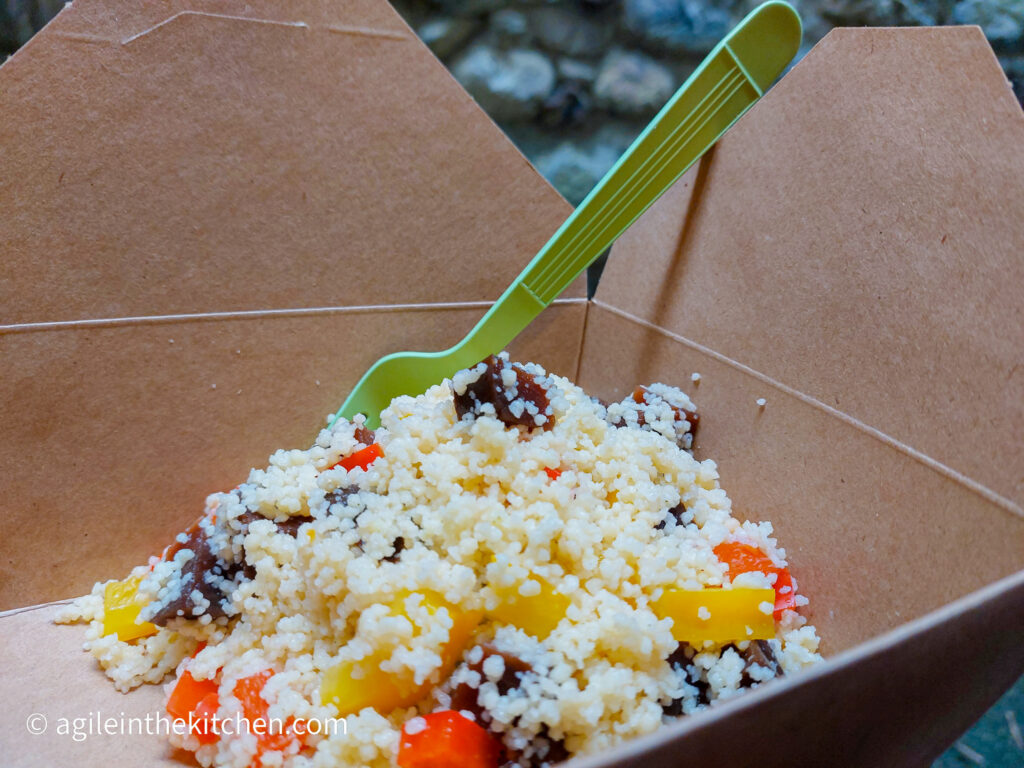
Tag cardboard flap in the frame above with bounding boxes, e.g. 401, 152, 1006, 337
41, 0, 408, 41
596, 27, 1024, 511
1, 0, 576, 326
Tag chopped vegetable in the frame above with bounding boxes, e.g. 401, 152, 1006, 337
770, 569, 796, 616
331, 443, 384, 472
398, 710, 502, 768
102, 575, 158, 641
320, 653, 412, 717
321, 592, 482, 716
543, 467, 562, 480
452, 353, 554, 431
167, 670, 219, 745
450, 644, 533, 718
234, 671, 300, 762
713, 541, 797, 619
712, 541, 772, 574
489, 577, 568, 638
233, 670, 274, 721
191, 692, 221, 744
147, 515, 237, 626
740, 639, 784, 684
652, 587, 776, 643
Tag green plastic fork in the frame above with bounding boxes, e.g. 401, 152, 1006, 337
335, 1, 801, 428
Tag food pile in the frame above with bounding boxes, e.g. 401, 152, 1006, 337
59, 354, 822, 768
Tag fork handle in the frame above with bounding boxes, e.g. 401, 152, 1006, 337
454, 1, 801, 362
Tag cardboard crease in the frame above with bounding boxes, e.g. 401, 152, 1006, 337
121, 14, 311, 47
0, 599, 74, 620
50, 13, 415, 47
0, 297, 589, 336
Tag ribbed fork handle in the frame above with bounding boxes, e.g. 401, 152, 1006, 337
453, 2, 801, 364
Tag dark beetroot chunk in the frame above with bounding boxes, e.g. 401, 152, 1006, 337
237, 509, 314, 538
740, 640, 784, 685
151, 490, 347, 626
534, 733, 569, 766
655, 502, 687, 530
479, 645, 534, 696
232, 509, 317, 580
453, 355, 554, 431
148, 519, 236, 625
449, 645, 567, 766
324, 485, 361, 513
450, 644, 534, 718
272, 515, 314, 537
501, 729, 573, 768
382, 536, 405, 563
632, 385, 700, 441
353, 425, 376, 446
661, 640, 781, 716
502, 727, 569, 768
662, 642, 709, 714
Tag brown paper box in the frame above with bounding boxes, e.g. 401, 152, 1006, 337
1, 0, 1021, 764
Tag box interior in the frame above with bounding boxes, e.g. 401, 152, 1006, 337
1, 2, 1022, 766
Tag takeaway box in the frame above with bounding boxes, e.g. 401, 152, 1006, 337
1, 0, 1022, 765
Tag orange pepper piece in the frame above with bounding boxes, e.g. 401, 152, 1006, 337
167, 670, 219, 745
398, 711, 502, 768
233, 671, 300, 765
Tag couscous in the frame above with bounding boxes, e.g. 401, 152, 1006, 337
58, 353, 822, 767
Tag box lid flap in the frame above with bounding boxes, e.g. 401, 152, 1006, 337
0, 0, 576, 326
596, 26, 1024, 510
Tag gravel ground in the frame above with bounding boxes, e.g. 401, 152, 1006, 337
933, 674, 1024, 768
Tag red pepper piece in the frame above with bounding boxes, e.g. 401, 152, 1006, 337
398, 711, 502, 768
330, 443, 384, 472
713, 541, 796, 621
772, 568, 797, 615
544, 467, 562, 481
167, 670, 220, 745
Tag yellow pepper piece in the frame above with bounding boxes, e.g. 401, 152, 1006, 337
319, 654, 417, 716
489, 578, 569, 639
320, 592, 482, 716
652, 588, 776, 644
102, 575, 158, 642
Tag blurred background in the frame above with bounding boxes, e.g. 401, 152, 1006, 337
3, 0, 1022, 765
3, 0, 1022, 207
384, 0, 1023, 203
